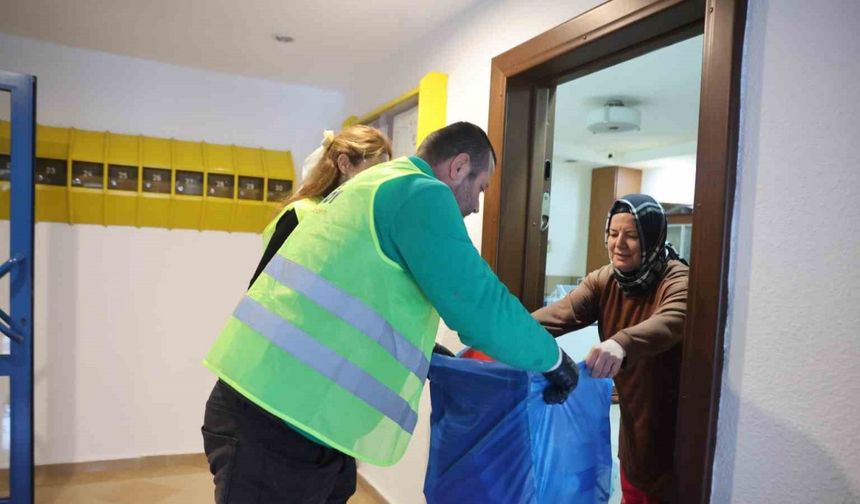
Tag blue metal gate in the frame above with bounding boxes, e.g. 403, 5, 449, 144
0, 70, 36, 504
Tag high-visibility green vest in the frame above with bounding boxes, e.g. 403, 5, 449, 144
261, 197, 320, 248
204, 158, 441, 466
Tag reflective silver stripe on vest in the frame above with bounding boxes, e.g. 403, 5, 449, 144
233, 296, 419, 434
263, 254, 430, 380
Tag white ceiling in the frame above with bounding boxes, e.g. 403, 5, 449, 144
0, 0, 486, 90
554, 35, 704, 169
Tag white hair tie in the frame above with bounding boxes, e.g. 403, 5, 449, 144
321, 130, 335, 148
300, 130, 335, 180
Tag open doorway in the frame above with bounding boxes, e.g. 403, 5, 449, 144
480, 1, 746, 502
546, 34, 703, 502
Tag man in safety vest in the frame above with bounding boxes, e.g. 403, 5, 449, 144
202, 122, 580, 503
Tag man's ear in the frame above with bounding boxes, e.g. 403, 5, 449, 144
448, 153, 471, 184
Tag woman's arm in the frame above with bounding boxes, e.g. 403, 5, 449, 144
533, 269, 603, 337
610, 265, 688, 362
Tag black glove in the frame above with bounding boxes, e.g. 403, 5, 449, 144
432, 343, 455, 357
542, 350, 579, 404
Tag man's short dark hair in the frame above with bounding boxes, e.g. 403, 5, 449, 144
416, 122, 496, 175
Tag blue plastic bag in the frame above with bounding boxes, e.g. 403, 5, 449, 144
424, 355, 613, 504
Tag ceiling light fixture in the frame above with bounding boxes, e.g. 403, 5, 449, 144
586, 100, 641, 134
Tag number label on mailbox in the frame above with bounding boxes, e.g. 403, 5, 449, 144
71, 161, 104, 189
108, 164, 138, 191
267, 178, 293, 202
35, 158, 68, 186
207, 174, 235, 199
175, 170, 203, 196
0, 154, 9, 181
143, 167, 171, 194
238, 176, 264, 201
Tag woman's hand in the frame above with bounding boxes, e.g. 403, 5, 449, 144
585, 339, 626, 378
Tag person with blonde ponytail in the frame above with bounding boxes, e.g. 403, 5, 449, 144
252, 125, 392, 285
289, 125, 392, 207
200, 125, 390, 504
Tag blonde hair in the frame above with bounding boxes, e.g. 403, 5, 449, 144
287, 125, 392, 204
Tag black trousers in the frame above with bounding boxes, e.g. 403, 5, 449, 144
202, 380, 357, 504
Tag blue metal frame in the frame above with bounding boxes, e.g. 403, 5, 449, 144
0, 70, 36, 504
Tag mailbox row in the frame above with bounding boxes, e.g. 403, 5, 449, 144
0, 122, 296, 233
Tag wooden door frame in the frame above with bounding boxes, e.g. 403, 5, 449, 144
480, 0, 747, 502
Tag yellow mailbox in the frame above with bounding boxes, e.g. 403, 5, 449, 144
262, 149, 295, 225
139, 136, 172, 229
202, 143, 235, 232
170, 139, 205, 230
105, 132, 140, 227
232, 146, 268, 233
68, 128, 106, 225
35, 125, 72, 223
0, 121, 9, 220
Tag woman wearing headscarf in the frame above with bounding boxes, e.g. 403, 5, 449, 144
533, 193, 689, 504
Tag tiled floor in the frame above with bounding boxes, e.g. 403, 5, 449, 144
5, 458, 384, 504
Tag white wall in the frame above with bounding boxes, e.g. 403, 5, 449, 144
545, 159, 592, 279
639, 160, 696, 206
713, 1, 860, 502
347, 0, 604, 246
26, 224, 260, 463
0, 33, 345, 464
345, 1, 605, 501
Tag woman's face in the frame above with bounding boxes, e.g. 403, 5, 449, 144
607, 213, 642, 273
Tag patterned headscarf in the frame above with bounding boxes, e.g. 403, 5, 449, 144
605, 194, 680, 296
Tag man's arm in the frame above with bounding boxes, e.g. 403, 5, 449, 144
377, 179, 559, 372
